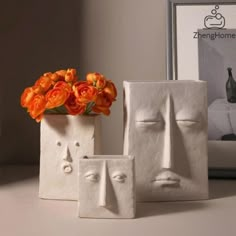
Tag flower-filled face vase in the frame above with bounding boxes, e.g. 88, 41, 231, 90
39, 114, 101, 200
123, 81, 208, 202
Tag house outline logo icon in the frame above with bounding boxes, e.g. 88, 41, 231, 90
204, 5, 226, 29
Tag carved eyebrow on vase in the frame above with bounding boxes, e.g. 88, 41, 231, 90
135, 111, 163, 123
135, 110, 162, 121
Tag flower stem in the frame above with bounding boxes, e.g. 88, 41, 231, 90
84, 102, 95, 115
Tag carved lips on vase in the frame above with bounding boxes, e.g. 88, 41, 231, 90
151, 170, 180, 188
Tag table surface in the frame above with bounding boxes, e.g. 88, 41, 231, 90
1, 166, 236, 236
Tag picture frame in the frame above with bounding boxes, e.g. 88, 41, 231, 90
167, 0, 236, 177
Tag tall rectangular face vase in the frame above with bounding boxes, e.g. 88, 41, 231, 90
39, 114, 101, 200
123, 81, 209, 202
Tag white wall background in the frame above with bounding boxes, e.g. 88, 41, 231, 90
0, 0, 167, 164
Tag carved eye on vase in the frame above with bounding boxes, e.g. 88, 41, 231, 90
176, 112, 202, 129
176, 119, 200, 128
84, 172, 100, 182
56, 141, 62, 146
112, 172, 127, 183
74, 141, 80, 147
135, 117, 164, 131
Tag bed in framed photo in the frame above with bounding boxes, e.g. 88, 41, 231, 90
167, 0, 236, 177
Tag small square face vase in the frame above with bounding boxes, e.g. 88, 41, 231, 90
78, 155, 135, 219
123, 80, 209, 202
39, 114, 101, 200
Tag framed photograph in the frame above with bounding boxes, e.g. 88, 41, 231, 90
167, 0, 236, 177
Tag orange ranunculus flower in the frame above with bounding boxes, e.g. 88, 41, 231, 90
86, 72, 104, 85
28, 94, 46, 121
65, 68, 78, 83
35, 75, 53, 92
92, 92, 112, 115
20, 68, 116, 122
43, 72, 52, 77
50, 73, 60, 82
96, 76, 107, 90
93, 106, 110, 115
55, 69, 67, 80
54, 81, 72, 93
35, 113, 44, 123
45, 87, 70, 109
65, 93, 86, 115
92, 105, 110, 116
103, 80, 117, 101
73, 81, 98, 103
32, 85, 44, 94
44, 72, 60, 82
87, 72, 107, 89
96, 92, 112, 107
21, 87, 36, 108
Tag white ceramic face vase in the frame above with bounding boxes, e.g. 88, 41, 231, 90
78, 155, 135, 219
123, 81, 209, 201
39, 114, 101, 200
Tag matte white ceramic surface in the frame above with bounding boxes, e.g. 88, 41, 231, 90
123, 81, 209, 201
78, 155, 135, 218
39, 114, 101, 200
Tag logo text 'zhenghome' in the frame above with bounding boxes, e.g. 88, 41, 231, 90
193, 31, 236, 40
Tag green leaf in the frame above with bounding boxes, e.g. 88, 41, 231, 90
84, 102, 95, 115
45, 105, 68, 114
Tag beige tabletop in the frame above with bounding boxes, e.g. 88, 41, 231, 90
0, 166, 236, 236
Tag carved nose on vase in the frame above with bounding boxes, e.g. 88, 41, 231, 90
61, 146, 73, 174
62, 146, 73, 162
99, 186, 108, 208
161, 95, 174, 170
98, 161, 111, 209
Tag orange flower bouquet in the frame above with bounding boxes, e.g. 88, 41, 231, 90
20, 69, 117, 122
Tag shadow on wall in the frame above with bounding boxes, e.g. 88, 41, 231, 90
0, 165, 39, 186
0, 0, 83, 164
0, 0, 167, 163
